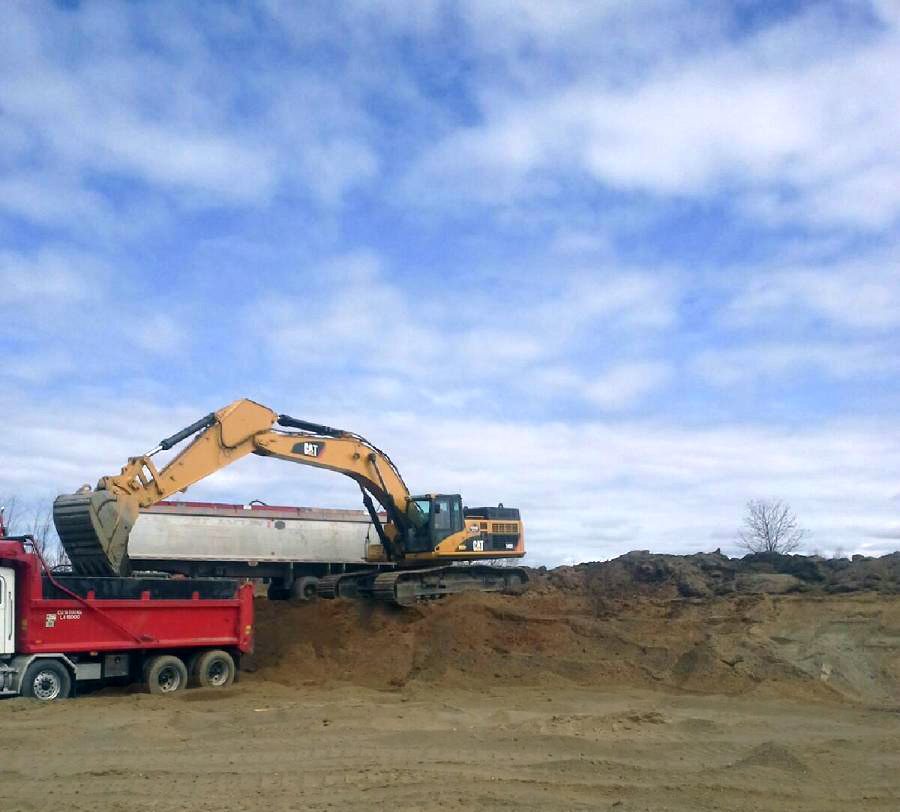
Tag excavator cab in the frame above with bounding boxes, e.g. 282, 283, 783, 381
405, 494, 464, 552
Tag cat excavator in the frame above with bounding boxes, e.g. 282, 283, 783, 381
52, 399, 526, 606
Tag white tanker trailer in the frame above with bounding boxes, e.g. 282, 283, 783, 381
128, 501, 389, 600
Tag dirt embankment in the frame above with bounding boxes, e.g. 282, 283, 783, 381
3, 551, 898, 812
246, 551, 900, 706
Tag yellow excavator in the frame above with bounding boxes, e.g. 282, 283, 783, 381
53, 399, 526, 606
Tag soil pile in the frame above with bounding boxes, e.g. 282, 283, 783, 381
246, 551, 900, 706
554, 550, 900, 603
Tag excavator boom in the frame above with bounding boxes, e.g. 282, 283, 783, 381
54, 399, 413, 575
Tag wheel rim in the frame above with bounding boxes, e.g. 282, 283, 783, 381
33, 670, 62, 700
157, 666, 182, 692
207, 660, 229, 687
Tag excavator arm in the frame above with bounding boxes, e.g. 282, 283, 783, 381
53, 399, 415, 575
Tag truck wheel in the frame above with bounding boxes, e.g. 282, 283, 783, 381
21, 660, 71, 701
144, 655, 188, 695
290, 576, 319, 602
195, 649, 236, 689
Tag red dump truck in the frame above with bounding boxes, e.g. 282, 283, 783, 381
0, 519, 253, 701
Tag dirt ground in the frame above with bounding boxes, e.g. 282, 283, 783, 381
1, 680, 897, 811
2, 555, 899, 810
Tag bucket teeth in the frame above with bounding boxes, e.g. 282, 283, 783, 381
53, 491, 133, 576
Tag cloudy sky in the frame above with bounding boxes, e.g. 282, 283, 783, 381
1, 1, 898, 564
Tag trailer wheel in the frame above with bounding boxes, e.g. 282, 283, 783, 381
21, 660, 71, 701
195, 649, 235, 689
144, 655, 188, 695
290, 576, 319, 602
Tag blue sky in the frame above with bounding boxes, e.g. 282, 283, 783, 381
1, 0, 898, 564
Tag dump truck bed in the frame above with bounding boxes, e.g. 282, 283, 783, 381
2, 541, 253, 656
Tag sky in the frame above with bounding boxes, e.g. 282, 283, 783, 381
1, 0, 898, 565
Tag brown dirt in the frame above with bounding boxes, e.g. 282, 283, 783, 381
246, 576, 900, 705
2, 552, 899, 810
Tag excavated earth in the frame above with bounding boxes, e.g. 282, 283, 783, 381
2, 551, 899, 811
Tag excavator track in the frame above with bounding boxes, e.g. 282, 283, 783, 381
315, 570, 384, 600
319, 565, 529, 607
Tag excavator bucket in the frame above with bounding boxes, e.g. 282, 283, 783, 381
53, 491, 137, 576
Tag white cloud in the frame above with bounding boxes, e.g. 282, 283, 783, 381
584, 362, 672, 410
0, 2, 381, 222
725, 251, 900, 331
248, 251, 678, 407
0, 247, 101, 303
131, 314, 186, 356
559, 272, 676, 331
408, 3, 900, 229
0, 245, 191, 371
693, 341, 899, 387
0, 171, 119, 232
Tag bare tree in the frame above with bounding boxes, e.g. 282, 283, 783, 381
738, 498, 808, 554
30, 503, 69, 568
1, 494, 69, 569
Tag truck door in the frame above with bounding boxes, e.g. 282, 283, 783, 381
0, 566, 14, 655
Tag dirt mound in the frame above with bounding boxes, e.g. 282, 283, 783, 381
551, 550, 900, 605
246, 576, 900, 705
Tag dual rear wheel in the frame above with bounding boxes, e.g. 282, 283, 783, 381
144, 649, 236, 695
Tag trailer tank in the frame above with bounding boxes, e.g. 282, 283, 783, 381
127, 501, 388, 600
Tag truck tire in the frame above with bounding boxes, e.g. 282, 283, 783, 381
290, 575, 319, 602
195, 649, 236, 689
144, 655, 188, 695
21, 660, 71, 701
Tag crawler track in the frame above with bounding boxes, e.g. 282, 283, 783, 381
318, 565, 528, 607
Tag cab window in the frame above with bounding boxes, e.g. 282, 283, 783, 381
433, 497, 451, 532
450, 498, 462, 533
